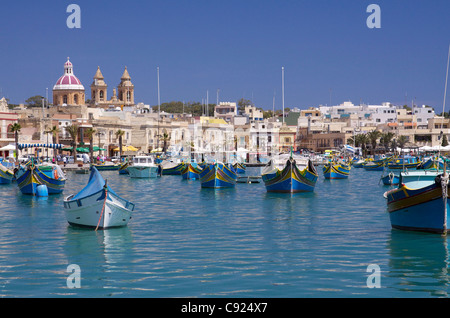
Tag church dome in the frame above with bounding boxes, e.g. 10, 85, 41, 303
53, 57, 85, 90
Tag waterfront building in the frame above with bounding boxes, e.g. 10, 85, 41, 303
0, 98, 19, 158
214, 102, 237, 123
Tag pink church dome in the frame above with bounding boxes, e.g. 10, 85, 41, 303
53, 57, 85, 91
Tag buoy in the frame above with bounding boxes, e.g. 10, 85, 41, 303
36, 184, 48, 197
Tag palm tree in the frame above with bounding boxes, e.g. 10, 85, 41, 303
45, 125, 60, 162
85, 127, 96, 163
350, 133, 369, 157
115, 129, 125, 160
367, 130, 382, 155
380, 132, 395, 153
397, 135, 409, 155
66, 124, 79, 160
9, 123, 21, 164
161, 132, 170, 153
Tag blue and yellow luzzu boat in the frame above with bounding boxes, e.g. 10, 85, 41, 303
262, 157, 318, 193
417, 157, 445, 170
0, 163, 14, 183
233, 162, 246, 174
323, 162, 350, 179
16, 163, 66, 195
352, 159, 366, 168
362, 161, 385, 171
199, 162, 237, 188
161, 161, 186, 175
181, 163, 202, 180
380, 171, 400, 186
118, 162, 129, 174
384, 171, 450, 233
386, 156, 419, 170
91, 162, 120, 171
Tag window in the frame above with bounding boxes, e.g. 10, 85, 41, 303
63, 95, 68, 104
100, 90, 104, 101
74, 94, 78, 104
127, 91, 131, 102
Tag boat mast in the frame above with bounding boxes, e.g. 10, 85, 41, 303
441, 44, 450, 233
157, 66, 160, 151
282, 66, 285, 125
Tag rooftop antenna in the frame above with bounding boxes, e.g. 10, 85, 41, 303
272, 89, 276, 119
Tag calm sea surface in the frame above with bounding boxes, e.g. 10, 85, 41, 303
1, 166, 450, 298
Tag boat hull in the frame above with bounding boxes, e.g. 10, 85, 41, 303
91, 164, 120, 171
262, 159, 317, 193
0, 167, 13, 183
127, 166, 159, 178
16, 167, 65, 195
385, 179, 450, 233
181, 164, 202, 180
199, 163, 237, 188
323, 164, 350, 179
233, 163, 246, 174
381, 173, 400, 185
162, 163, 185, 175
363, 163, 384, 171
64, 188, 134, 229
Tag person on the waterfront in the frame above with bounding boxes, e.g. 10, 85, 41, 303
63, 156, 67, 167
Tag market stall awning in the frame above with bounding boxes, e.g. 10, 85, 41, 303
113, 145, 139, 152
18, 143, 64, 150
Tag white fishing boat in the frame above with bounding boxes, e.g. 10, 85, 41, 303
63, 167, 135, 229
127, 155, 159, 178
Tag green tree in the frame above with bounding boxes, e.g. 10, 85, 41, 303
396, 135, 409, 154
161, 132, 170, 153
442, 134, 449, 147
367, 130, 382, 155
237, 98, 253, 114
25, 95, 47, 107
66, 124, 79, 160
379, 132, 395, 153
115, 129, 125, 160
45, 125, 60, 161
85, 127, 97, 163
9, 123, 21, 164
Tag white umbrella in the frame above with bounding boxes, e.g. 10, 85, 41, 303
0, 144, 16, 151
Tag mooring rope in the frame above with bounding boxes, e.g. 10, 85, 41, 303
95, 181, 108, 231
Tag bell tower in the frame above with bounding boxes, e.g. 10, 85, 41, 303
90, 66, 108, 106
117, 66, 134, 106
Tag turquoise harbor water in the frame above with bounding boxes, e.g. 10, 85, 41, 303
1, 166, 450, 298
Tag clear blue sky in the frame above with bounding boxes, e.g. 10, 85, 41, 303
1, 0, 450, 111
